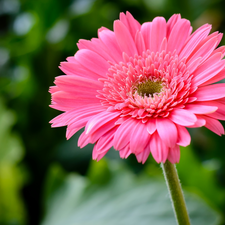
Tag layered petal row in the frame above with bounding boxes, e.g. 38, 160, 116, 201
50, 12, 225, 164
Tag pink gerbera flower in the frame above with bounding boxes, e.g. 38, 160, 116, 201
50, 12, 225, 164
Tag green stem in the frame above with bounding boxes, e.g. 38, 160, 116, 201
161, 160, 191, 225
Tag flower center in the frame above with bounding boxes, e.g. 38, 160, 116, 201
98, 50, 193, 120
136, 80, 163, 97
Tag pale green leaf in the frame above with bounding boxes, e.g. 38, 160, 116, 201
41, 160, 221, 225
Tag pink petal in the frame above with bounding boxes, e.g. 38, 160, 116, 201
160, 37, 167, 52
186, 115, 206, 128
211, 46, 225, 56
168, 145, 180, 164
126, 11, 141, 34
201, 68, 225, 86
54, 75, 102, 93
78, 131, 90, 148
49, 104, 70, 112
218, 98, 225, 104
150, 17, 167, 52
75, 49, 110, 78
98, 29, 123, 62
200, 101, 225, 120
136, 144, 151, 164
201, 115, 225, 136
59, 61, 100, 80
176, 125, 191, 147
114, 20, 138, 56
113, 118, 137, 150
89, 120, 118, 144
156, 118, 178, 147
192, 83, 225, 101
135, 31, 146, 55
49, 86, 60, 94
95, 129, 115, 153
130, 121, 149, 154
66, 127, 82, 140
51, 91, 100, 110
85, 111, 119, 135
140, 22, 152, 50
167, 19, 191, 53
67, 111, 99, 128
166, 14, 181, 38
120, 11, 141, 39
92, 144, 108, 161
50, 112, 68, 127
119, 12, 129, 32
147, 119, 156, 134
185, 104, 218, 114
192, 51, 223, 75
67, 113, 102, 139
50, 106, 103, 128
192, 55, 224, 87
66, 56, 76, 63
187, 36, 219, 65
135, 151, 144, 163
150, 132, 169, 163
77, 39, 116, 63
186, 57, 202, 75
179, 24, 211, 59
169, 108, 197, 126
119, 145, 132, 159
92, 144, 100, 160
51, 89, 97, 102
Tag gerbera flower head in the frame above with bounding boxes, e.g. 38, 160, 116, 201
50, 12, 225, 164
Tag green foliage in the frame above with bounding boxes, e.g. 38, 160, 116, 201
0, 99, 26, 225
177, 146, 225, 209
41, 160, 221, 225
87, 158, 111, 185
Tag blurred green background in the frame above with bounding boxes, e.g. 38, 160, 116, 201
1, 0, 225, 224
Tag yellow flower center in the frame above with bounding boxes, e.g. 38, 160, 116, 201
136, 80, 163, 97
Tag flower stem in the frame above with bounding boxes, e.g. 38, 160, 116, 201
161, 160, 191, 225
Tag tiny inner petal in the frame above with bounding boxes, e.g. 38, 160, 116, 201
97, 50, 193, 120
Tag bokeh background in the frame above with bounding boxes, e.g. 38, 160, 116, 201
1, 0, 225, 224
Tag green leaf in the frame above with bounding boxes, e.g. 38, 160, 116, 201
41, 160, 221, 225
177, 146, 225, 208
